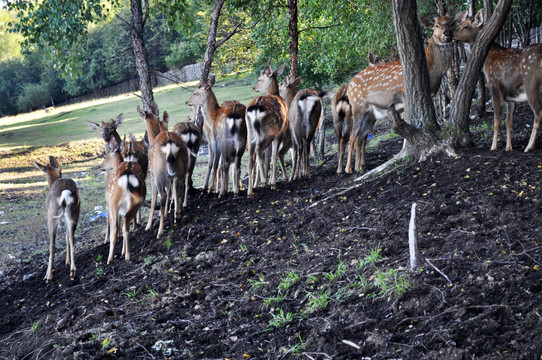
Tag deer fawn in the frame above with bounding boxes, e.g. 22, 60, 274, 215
143, 109, 189, 238
346, 11, 467, 173
87, 113, 124, 153
99, 146, 146, 264
454, 10, 542, 152
34, 156, 80, 282
173, 105, 203, 206
186, 76, 247, 197
246, 64, 289, 197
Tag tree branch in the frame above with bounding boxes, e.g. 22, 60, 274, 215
142, 0, 150, 27
299, 23, 341, 33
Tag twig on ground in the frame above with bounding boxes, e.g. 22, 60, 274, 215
425, 258, 452, 285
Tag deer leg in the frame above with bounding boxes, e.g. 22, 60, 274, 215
490, 91, 503, 151
122, 217, 130, 261
157, 188, 167, 238
203, 146, 214, 191
233, 155, 242, 195
247, 147, 255, 198
360, 135, 368, 171
524, 85, 542, 152
270, 139, 280, 190
145, 184, 156, 231
107, 211, 119, 264
337, 137, 345, 174
183, 173, 190, 208
219, 158, 230, 198
45, 221, 56, 282
68, 223, 77, 279
345, 130, 356, 174
505, 101, 515, 151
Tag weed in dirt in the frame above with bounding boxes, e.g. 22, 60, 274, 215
268, 308, 295, 330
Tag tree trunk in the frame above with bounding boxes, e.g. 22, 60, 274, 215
392, 0, 438, 132
450, 0, 512, 148
288, 0, 299, 80
200, 0, 226, 84
130, 0, 154, 112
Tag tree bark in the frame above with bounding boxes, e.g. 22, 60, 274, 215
450, 0, 512, 148
288, 0, 299, 80
130, 0, 154, 112
392, 0, 438, 133
200, 0, 226, 85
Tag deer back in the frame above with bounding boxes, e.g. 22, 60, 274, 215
173, 121, 202, 158
246, 95, 289, 142
122, 134, 149, 177
289, 89, 322, 144
149, 131, 188, 188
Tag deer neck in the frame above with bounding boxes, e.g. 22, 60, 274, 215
425, 37, 454, 94
266, 78, 280, 96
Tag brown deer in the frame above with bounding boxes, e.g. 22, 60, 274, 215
144, 115, 189, 238
282, 86, 323, 180
87, 113, 124, 153
330, 84, 352, 174
34, 156, 80, 282
99, 147, 146, 264
246, 64, 289, 197
173, 105, 203, 206
137, 104, 169, 144
346, 11, 467, 173
186, 76, 247, 197
454, 10, 542, 152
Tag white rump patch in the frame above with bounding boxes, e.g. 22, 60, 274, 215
124, 155, 137, 162
162, 142, 180, 157
57, 190, 74, 207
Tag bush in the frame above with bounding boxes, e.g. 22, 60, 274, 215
16, 83, 50, 113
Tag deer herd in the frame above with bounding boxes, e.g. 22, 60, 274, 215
33, 9, 542, 282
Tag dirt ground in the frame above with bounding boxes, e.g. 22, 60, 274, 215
1, 104, 542, 359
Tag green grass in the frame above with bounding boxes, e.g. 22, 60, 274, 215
0, 79, 255, 152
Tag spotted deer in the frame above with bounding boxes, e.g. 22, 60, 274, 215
121, 133, 148, 226
34, 156, 80, 282
246, 64, 289, 197
454, 10, 542, 152
87, 113, 124, 153
99, 146, 146, 264
144, 112, 189, 238
186, 76, 247, 197
346, 11, 467, 173
173, 105, 203, 206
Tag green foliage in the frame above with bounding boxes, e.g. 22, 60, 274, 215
8, 0, 118, 77
16, 83, 50, 112
165, 41, 204, 69
0, 9, 23, 61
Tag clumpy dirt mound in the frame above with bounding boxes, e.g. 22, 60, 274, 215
2, 104, 542, 359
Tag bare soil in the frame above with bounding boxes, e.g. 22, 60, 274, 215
1, 104, 542, 359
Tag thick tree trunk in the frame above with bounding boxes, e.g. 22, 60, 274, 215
130, 0, 154, 112
288, 0, 299, 80
450, 0, 512, 148
392, 0, 438, 133
200, 0, 226, 84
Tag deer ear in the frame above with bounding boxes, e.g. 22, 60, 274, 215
163, 111, 169, 125
207, 75, 216, 88
419, 14, 435, 28
34, 161, 46, 173
454, 10, 468, 25
292, 77, 302, 88
129, 133, 136, 142
137, 105, 145, 118
49, 156, 59, 169
275, 63, 286, 76
114, 113, 124, 127
151, 101, 159, 116
473, 9, 484, 26
87, 121, 101, 132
